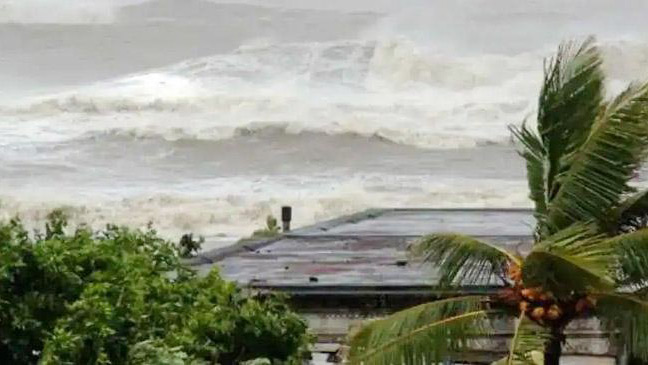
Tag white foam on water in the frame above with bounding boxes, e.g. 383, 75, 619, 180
0, 175, 530, 249
0, 0, 149, 24
1, 38, 543, 149
4, 38, 648, 150
3, 0, 648, 242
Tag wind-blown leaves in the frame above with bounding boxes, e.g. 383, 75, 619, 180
596, 293, 648, 361
536, 37, 605, 209
612, 190, 648, 233
523, 224, 614, 298
606, 228, 648, 287
493, 314, 549, 365
348, 37, 648, 365
348, 296, 491, 365
412, 234, 520, 287
544, 81, 648, 234
510, 122, 548, 233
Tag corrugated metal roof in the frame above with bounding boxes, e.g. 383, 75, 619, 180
193, 208, 535, 289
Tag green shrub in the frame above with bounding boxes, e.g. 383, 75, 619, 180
0, 213, 310, 364
247, 216, 281, 240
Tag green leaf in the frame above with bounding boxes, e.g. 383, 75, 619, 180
507, 314, 550, 365
607, 228, 648, 287
497, 314, 550, 365
510, 122, 548, 232
536, 37, 605, 208
545, 81, 648, 233
348, 296, 491, 365
412, 234, 520, 287
596, 293, 648, 361
1, 215, 311, 365
523, 224, 615, 297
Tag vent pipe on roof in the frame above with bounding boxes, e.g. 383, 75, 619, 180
282, 206, 292, 232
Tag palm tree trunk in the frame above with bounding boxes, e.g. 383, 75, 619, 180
544, 329, 565, 365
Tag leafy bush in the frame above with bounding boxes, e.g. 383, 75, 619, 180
0, 211, 310, 364
249, 216, 281, 240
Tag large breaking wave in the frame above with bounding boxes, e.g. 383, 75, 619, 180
5, 38, 648, 149
1, 39, 544, 149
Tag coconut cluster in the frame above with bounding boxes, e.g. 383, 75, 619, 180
500, 263, 596, 324
519, 288, 560, 321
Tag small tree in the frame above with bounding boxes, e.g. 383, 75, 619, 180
349, 38, 648, 365
0, 214, 311, 364
178, 233, 204, 258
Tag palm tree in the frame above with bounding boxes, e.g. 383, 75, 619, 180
348, 37, 648, 365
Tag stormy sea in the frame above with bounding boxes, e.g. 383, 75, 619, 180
2, 0, 648, 249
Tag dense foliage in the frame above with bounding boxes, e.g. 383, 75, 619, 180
0, 211, 310, 365
349, 38, 648, 365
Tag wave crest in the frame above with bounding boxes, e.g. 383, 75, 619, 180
0, 178, 530, 245
7, 38, 648, 149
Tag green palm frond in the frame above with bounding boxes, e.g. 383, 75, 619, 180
523, 224, 615, 298
348, 296, 491, 365
509, 122, 548, 232
412, 234, 520, 287
493, 314, 549, 365
544, 81, 648, 234
596, 293, 648, 361
606, 228, 648, 287
536, 37, 605, 209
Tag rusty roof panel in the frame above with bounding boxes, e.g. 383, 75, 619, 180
195, 209, 535, 288
214, 236, 529, 287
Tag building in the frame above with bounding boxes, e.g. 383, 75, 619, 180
188, 208, 616, 364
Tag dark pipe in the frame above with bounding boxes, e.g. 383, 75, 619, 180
282, 206, 292, 232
